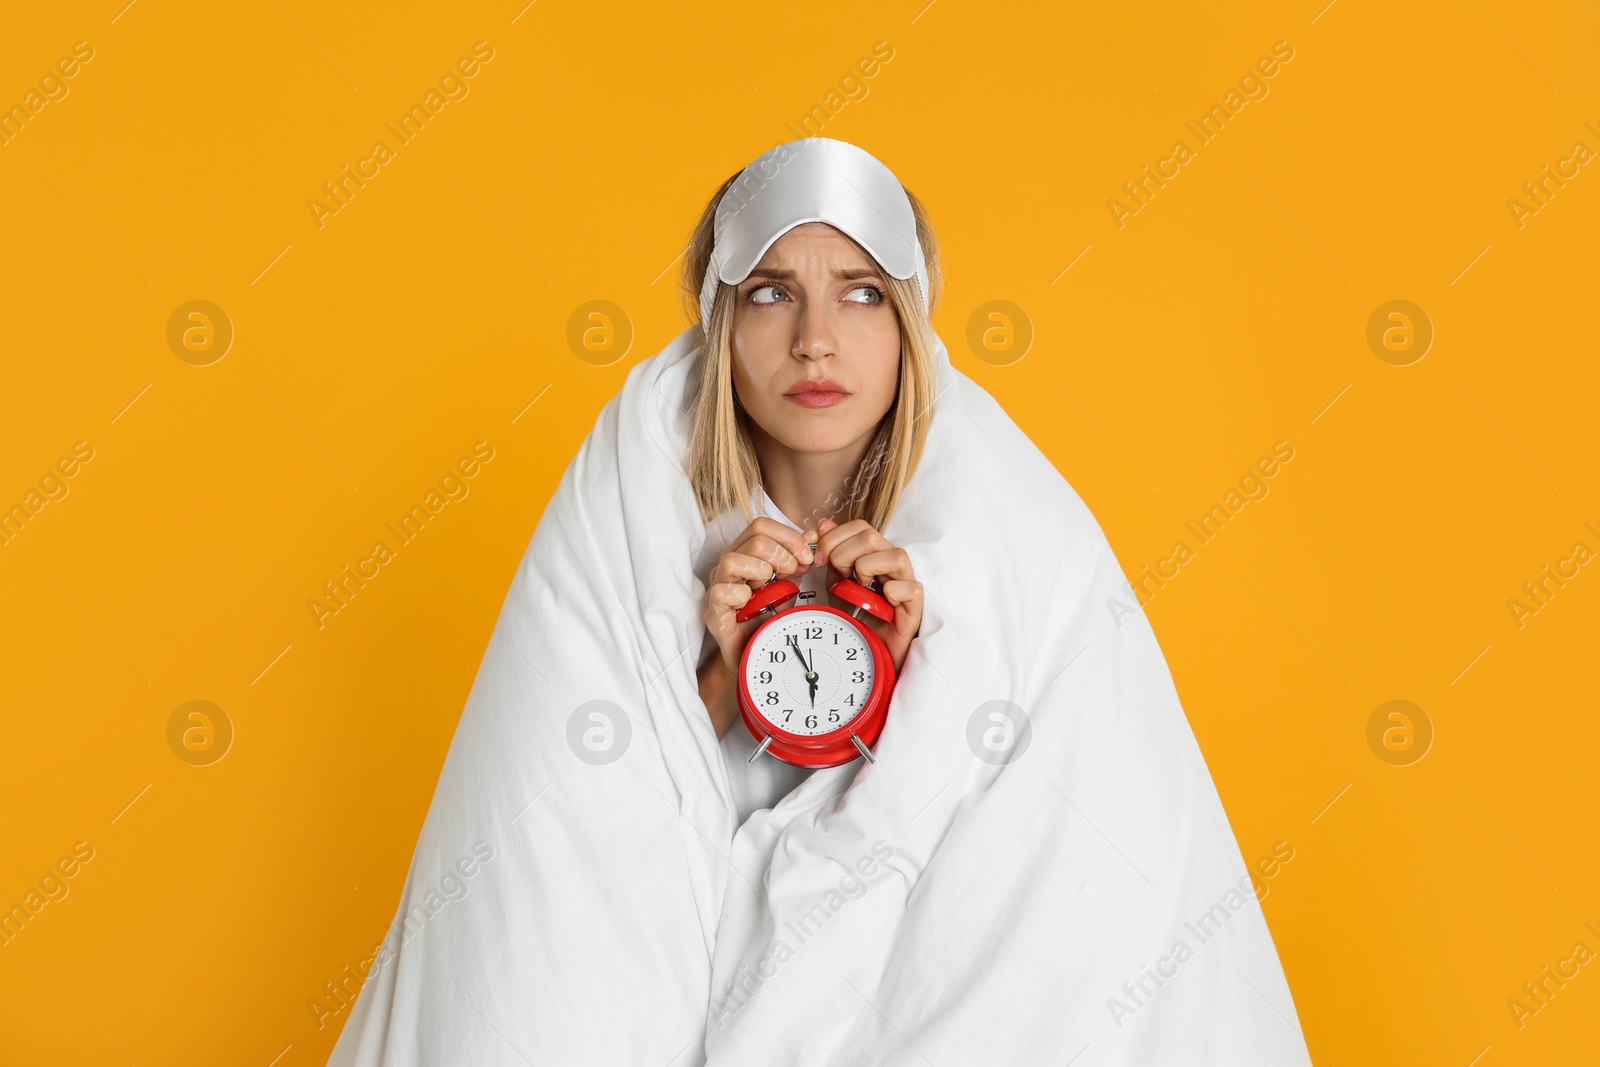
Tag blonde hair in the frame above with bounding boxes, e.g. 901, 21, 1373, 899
681, 169, 942, 531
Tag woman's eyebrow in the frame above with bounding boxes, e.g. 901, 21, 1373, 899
743, 267, 885, 282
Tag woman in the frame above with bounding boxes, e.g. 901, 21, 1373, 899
329, 138, 1310, 1066
686, 159, 938, 819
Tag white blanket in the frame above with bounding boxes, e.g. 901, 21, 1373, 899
328, 324, 1311, 1066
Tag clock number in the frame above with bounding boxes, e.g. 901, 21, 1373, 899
828, 710, 840, 724
851, 670, 865, 683
767, 651, 783, 663
833, 631, 839, 644
765, 691, 779, 705
845, 648, 858, 660
782, 710, 792, 723
805, 625, 822, 639
846, 693, 856, 706
757, 670, 772, 684
805, 714, 817, 729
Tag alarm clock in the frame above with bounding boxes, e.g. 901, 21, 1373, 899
734, 568, 898, 768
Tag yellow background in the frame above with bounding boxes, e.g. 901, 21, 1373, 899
2, 1, 1596, 1063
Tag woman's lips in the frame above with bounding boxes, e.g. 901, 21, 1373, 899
784, 379, 850, 408
787, 391, 851, 409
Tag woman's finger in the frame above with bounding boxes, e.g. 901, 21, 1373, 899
867, 578, 923, 673
850, 546, 915, 586
734, 519, 814, 570
710, 547, 788, 588
706, 580, 754, 612
812, 519, 839, 565
879, 579, 923, 640
827, 527, 895, 581
736, 534, 805, 578
815, 518, 870, 569
878, 577, 922, 610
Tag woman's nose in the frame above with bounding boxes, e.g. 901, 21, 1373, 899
791, 299, 837, 361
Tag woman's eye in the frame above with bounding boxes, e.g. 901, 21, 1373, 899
748, 284, 787, 304
845, 285, 884, 304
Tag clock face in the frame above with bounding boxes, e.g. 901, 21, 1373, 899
744, 609, 875, 736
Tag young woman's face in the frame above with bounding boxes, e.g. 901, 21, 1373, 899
729, 222, 902, 454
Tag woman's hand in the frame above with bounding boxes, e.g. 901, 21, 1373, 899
696, 514, 923, 740
814, 518, 923, 675
699, 517, 818, 739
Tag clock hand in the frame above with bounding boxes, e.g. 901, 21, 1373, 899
789, 635, 816, 680
799, 641, 819, 706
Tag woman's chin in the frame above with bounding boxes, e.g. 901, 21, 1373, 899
772, 420, 865, 455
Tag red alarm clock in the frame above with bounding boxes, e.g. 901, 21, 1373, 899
735, 568, 898, 768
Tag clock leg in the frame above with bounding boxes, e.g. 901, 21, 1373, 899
851, 734, 876, 764
747, 735, 773, 764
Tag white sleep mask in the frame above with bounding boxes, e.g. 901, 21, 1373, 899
698, 137, 930, 326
